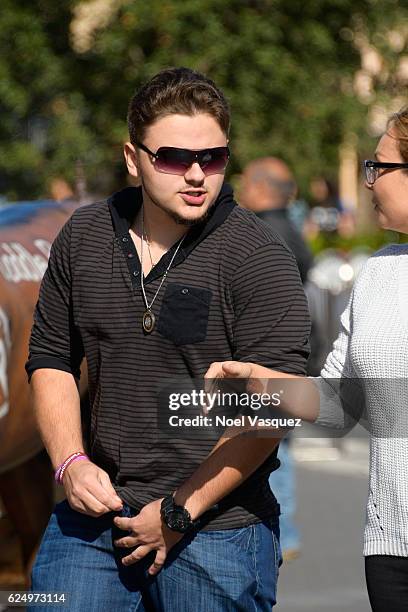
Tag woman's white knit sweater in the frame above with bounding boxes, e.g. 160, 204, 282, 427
316, 243, 408, 557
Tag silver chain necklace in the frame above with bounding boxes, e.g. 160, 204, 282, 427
140, 208, 186, 334
145, 235, 156, 268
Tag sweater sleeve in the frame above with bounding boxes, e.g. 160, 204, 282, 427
313, 289, 367, 432
25, 216, 84, 381
230, 242, 310, 376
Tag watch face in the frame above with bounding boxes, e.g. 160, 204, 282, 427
168, 508, 189, 532
161, 495, 192, 533
169, 510, 188, 531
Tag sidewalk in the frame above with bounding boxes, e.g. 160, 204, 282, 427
277, 435, 370, 611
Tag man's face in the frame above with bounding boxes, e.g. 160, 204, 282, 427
125, 113, 228, 225
238, 158, 296, 212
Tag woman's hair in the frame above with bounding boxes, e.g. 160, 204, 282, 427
388, 106, 408, 163
127, 67, 230, 145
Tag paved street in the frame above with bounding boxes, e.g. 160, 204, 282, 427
276, 437, 371, 611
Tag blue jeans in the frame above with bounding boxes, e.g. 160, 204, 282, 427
29, 500, 282, 611
268, 438, 300, 552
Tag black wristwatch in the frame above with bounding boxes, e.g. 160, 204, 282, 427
160, 494, 195, 533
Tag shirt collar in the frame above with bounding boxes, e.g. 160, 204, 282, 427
107, 183, 236, 284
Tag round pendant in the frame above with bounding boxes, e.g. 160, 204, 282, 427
142, 309, 155, 334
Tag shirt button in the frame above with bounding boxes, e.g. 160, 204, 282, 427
127, 253, 134, 258
181, 288, 189, 295
122, 236, 129, 242
133, 270, 140, 277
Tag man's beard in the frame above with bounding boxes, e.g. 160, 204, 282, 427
143, 183, 213, 227
164, 206, 211, 227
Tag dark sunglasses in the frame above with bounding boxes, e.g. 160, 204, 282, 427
364, 160, 408, 185
136, 142, 230, 176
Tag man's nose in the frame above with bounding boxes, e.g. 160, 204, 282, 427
184, 162, 205, 184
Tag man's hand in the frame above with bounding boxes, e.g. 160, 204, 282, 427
113, 499, 183, 575
204, 361, 273, 411
205, 360, 319, 423
64, 460, 123, 516
205, 360, 303, 399
204, 360, 253, 380
203, 361, 261, 414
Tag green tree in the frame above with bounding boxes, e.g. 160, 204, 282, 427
0, 1, 98, 199
1, 0, 406, 199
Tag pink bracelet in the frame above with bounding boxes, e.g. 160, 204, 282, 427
58, 454, 89, 484
55, 452, 83, 482
55, 452, 89, 485
55, 452, 82, 483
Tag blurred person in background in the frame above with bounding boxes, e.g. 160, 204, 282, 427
304, 175, 355, 239
48, 177, 75, 202
222, 105, 408, 612
239, 157, 313, 283
239, 157, 314, 561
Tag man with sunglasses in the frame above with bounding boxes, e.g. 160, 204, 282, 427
26, 67, 310, 610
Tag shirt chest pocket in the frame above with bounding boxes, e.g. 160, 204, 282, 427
157, 283, 212, 346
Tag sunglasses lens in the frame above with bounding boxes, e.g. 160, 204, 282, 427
200, 149, 229, 176
154, 148, 229, 175
155, 149, 192, 175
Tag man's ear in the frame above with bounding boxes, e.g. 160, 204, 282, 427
124, 142, 139, 179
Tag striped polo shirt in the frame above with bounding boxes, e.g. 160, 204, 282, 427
26, 183, 310, 530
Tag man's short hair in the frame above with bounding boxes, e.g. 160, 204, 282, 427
127, 67, 230, 144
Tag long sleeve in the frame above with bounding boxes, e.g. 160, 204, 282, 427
313, 290, 366, 432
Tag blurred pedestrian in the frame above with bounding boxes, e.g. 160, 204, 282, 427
239, 157, 314, 561
305, 175, 355, 239
239, 157, 313, 282
48, 177, 75, 202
